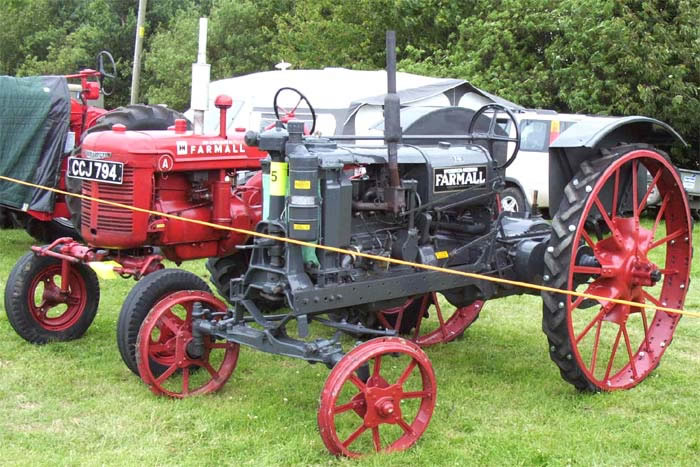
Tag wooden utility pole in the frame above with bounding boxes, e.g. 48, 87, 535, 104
130, 0, 147, 104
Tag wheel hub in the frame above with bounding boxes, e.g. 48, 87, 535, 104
364, 386, 402, 426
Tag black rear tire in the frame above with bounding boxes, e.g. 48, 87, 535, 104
117, 268, 210, 376
206, 252, 250, 303
23, 216, 78, 243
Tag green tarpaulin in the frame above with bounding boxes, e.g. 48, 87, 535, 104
0, 75, 70, 212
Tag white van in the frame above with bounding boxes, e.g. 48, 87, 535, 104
503, 110, 588, 213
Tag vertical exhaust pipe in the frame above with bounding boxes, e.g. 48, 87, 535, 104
384, 31, 401, 191
191, 18, 210, 135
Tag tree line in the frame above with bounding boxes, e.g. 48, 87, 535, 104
2, 0, 698, 167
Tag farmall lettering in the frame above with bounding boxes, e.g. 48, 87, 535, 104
176, 140, 245, 156
434, 165, 487, 192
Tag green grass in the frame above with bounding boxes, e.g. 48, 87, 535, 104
0, 224, 699, 466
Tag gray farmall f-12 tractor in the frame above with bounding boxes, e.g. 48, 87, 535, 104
127, 33, 689, 456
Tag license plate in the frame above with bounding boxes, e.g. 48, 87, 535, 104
682, 173, 696, 191
67, 157, 123, 185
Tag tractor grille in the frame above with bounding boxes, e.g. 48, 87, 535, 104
81, 167, 135, 233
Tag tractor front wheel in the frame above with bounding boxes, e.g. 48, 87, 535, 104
117, 268, 211, 376
318, 337, 437, 457
136, 290, 239, 397
542, 146, 692, 391
4, 251, 99, 343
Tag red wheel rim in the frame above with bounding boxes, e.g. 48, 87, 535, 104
137, 290, 239, 398
26, 264, 88, 331
566, 150, 691, 390
318, 337, 437, 457
378, 293, 483, 347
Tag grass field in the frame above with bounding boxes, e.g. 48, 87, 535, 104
0, 223, 699, 466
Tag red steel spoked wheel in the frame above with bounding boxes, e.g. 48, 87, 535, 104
4, 252, 99, 343
136, 290, 239, 398
318, 337, 437, 457
543, 147, 692, 391
378, 293, 483, 347
27, 263, 88, 331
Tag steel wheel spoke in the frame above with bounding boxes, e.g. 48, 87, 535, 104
432, 293, 447, 339
397, 359, 417, 386
348, 373, 367, 391
182, 367, 190, 395
641, 290, 662, 308
581, 229, 596, 249
342, 424, 367, 448
372, 355, 382, 380
397, 417, 414, 435
575, 307, 607, 344
604, 327, 623, 382
621, 324, 638, 379
372, 427, 381, 452
573, 265, 602, 275
611, 168, 620, 219
159, 313, 182, 335
649, 228, 685, 251
202, 361, 221, 381
639, 169, 662, 213
334, 399, 363, 415
590, 320, 602, 374
652, 193, 670, 237
401, 390, 430, 399
593, 197, 618, 243
631, 160, 639, 219
155, 363, 178, 385
149, 341, 175, 353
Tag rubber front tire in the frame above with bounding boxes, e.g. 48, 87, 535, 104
4, 251, 100, 343
117, 268, 211, 376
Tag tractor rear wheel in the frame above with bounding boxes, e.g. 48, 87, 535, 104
542, 146, 692, 391
205, 252, 250, 303
66, 105, 191, 232
117, 268, 210, 376
137, 290, 239, 398
22, 216, 77, 243
378, 293, 483, 347
4, 251, 99, 343
318, 337, 437, 457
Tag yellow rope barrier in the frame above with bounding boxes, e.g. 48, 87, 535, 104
1, 174, 697, 318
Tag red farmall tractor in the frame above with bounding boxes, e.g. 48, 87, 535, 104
2, 83, 320, 375
0, 51, 188, 242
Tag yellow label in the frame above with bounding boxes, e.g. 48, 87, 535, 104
550, 120, 560, 133
294, 180, 311, 190
139, 26, 145, 38
435, 250, 449, 259
269, 162, 288, 196
293, 223, 311, 231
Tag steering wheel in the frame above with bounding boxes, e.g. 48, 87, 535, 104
273, 87, 317, 135
467, 103, 520, 171
96, 51, 117, 96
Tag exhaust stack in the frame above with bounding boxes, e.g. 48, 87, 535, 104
383, 31, 404, 212
190, 18, 210, 135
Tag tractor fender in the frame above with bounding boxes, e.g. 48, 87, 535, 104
547, 116, 686, 216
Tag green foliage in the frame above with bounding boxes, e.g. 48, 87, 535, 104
1, 0, 699, 166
